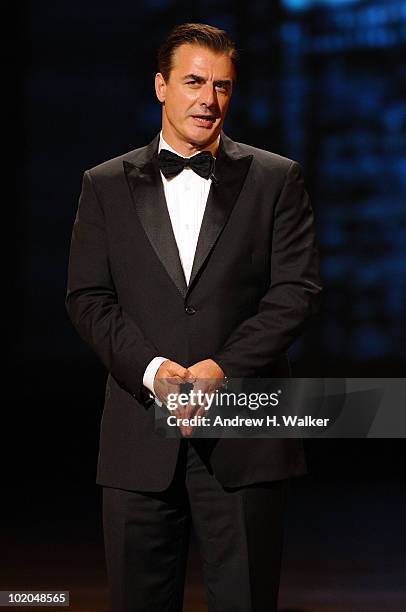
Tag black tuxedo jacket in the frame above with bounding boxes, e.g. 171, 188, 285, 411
66, 131, 322, 491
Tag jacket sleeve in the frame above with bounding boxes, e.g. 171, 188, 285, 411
212, 160, 323, 377
65, 170, 158, 402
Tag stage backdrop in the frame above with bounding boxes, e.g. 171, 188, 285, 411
13, 0, 406, 502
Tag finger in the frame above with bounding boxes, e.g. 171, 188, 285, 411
165, 375, 188, 385
183, 368, 196, 382
166, 361, 194, 379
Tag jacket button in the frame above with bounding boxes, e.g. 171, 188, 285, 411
185, 305, 196, 315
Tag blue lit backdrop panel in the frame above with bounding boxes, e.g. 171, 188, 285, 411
277, 0, 406, 360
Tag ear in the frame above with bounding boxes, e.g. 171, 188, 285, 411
155, 72, 167, 103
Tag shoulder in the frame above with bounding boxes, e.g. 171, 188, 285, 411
83, 134, 159, 181
222, 133, 297, 175
85, 144, 151, 181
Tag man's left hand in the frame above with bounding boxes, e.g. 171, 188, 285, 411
187, 359, 225, 381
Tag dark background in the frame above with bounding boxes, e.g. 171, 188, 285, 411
7, 0, 406, 610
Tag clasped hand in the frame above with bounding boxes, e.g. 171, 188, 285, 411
154, 359, 225, 437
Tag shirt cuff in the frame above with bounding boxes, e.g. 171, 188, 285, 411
143, 356, 168, 397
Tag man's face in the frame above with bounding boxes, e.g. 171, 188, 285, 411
155, 43, 234, 154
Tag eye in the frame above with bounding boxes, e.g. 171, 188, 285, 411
215, 83, 229, 93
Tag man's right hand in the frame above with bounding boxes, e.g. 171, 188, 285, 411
154, 359, 195, 402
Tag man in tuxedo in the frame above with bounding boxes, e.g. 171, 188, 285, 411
66, 22, 322, 612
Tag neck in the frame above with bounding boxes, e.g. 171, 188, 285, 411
161, 127, 220, 158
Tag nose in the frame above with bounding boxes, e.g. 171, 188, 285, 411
198, 82, 218, 110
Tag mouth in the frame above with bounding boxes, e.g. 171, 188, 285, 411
191, 115, 217, 127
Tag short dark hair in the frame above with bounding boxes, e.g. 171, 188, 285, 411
157, 23, 238, 82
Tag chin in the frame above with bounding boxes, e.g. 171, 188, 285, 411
188, 127, 218, 146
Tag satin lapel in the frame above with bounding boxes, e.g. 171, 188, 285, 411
187, 135, 253, 292
124, 144, 187, 297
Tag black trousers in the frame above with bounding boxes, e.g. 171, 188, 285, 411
102, 440, 288, 612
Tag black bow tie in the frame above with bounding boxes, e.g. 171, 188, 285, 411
158, 149, 215, 180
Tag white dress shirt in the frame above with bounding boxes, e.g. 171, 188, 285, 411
142, 132, 217, 395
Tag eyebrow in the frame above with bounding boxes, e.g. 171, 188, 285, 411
182, 73, 232, 88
